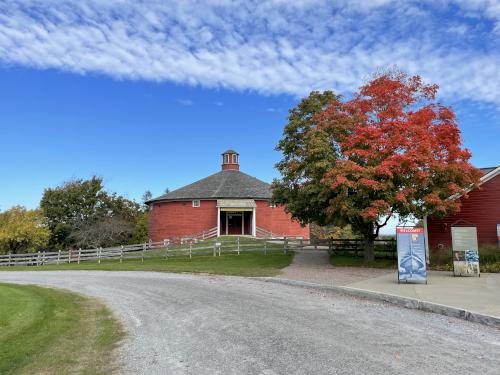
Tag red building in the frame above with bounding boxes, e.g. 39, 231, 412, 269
425, 166, 500, 253
147, 150, 309, 241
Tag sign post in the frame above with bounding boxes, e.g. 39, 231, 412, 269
451, 226, 480, 277
396, 227, 427, 284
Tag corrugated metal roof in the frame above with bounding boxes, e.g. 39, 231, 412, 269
147, 170, 271, 203
479, 166, 498, 175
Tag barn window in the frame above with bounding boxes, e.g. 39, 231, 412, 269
192, 200, 200, 208
224, 154, 229, 164
232, 154, 238, 164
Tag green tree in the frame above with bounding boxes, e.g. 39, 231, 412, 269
40, 176, 143, 249
0, 206, 51, 254
273, 73, 480, 261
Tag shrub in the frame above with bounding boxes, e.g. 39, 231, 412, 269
430, 244, 500, 273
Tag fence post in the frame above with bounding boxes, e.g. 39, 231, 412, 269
165, 240, 169, 260
8, 252, 11, 267
213, 243, 216, 257
57, 250, 61, 265
264, 240, 267, 255
98, 247, 102, 264
37, 251, 41, 266
202, 230, 205, 240
120, 245, 124, 263
284, 237, 288, 254
237, 237, 240, 255
300, 238, 304, 250
218, 241, 221, 256
78, 248, 81, 264
142, 243, 146, 263
189, 242, 192, 259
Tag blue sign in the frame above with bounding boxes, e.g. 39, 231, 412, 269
397, 227, 427, 283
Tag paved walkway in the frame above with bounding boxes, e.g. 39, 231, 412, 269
279, 249, 390, 286
279, 249, 500, 320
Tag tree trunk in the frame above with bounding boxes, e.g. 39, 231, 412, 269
363, 235, 375, 263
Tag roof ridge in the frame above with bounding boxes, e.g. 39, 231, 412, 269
213, 170, 231, 197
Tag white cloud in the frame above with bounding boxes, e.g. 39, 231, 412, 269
0, 0, 498, 107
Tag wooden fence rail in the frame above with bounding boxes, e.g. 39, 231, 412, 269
0, 236, 396, 267
0, 236, 296, 267
326, 238, 397, 258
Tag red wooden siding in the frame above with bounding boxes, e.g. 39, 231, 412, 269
149, 200, 218, 241
148, 199, 309, 241
255, 200, 309, 238
427, 174, 500, 250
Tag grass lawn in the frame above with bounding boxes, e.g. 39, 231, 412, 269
0, 283, 124, 375
330, 254, 397, 269
3, 252, 295, 277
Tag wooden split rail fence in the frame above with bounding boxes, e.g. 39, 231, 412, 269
0, 236, 396, 267
0, 236, 302, 267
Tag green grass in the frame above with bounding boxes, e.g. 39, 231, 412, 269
0, 283, 124, 375
330, 254, 397, 269
4, 252, 294, 277
3, 236, 293, 277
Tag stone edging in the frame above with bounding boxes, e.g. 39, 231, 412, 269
259, 277, 500, 329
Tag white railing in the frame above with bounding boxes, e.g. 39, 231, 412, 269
174, 227, 218, 244
256, 226, 275, 238
0, 236, 299, 267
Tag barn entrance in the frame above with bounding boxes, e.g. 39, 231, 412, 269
217, 199, 256, 236
227, 212, 242, 235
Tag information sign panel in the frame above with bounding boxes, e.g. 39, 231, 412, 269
451, 226, 480, 277
397, 227, 427, 283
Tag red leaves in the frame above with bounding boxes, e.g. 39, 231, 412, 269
316, 71, 481, 224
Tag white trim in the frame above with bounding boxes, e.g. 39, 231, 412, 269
480, 166, 500, 184
423, 215, 430, 265
447, 166, 500, 201
192, 199, 200, 208
252, 207, 256, 237
217, 207, 221, 237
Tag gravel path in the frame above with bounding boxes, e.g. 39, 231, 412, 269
279, 249, 390, 285
1, 271, 499, 375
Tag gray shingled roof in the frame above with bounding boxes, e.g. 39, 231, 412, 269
147, 170, 271, 203
480, 166, 498, 175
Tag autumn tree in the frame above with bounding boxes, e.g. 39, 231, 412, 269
273, 72, 481, 261
0, 206, 51, 254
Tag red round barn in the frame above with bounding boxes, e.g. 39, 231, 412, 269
147, 150, 309, 241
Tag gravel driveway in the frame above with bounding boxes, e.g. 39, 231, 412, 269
1, 271, 499, 375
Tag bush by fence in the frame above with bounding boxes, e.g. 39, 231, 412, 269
430, 244, 500, 272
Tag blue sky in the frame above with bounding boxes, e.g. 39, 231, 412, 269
0, 1, 499, 233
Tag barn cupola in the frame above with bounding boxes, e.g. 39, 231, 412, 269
221, 149, 239, 171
